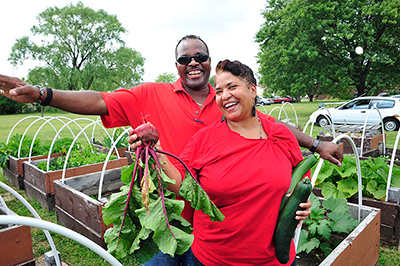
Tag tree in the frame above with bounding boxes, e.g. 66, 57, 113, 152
155, 72, 177, 83
256, 0, 400, 101
9, 1, 145, 92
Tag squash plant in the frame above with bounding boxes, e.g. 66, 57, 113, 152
314, 155, 400, 200
297, 193, 359, 259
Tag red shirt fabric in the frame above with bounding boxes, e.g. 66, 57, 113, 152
176, 117, 303, 265
100, 79, 275, 223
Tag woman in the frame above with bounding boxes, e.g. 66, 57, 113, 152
160, 60, 310, 265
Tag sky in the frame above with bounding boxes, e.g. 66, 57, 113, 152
0, 0, 267, 84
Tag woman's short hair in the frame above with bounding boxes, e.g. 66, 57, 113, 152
215, 59, 257, 86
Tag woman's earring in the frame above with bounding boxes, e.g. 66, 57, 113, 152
252, 104, 256, 117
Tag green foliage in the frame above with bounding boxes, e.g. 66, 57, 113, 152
102, 158, 192, 263
102, 153, 223, 263
100, 127, 128, 149
36, 144, 115, 171
155, 73, 177, 83
0, 134, 48, 168
0, 97, 27, 114
256, 0, 400, 100
314, 155, 400, 200
9, 1, 145, 91
208, 75, 215, 88
297, 194, 359, 258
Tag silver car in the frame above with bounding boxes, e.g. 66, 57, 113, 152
256, 96, 274, 105
309, 96, 400, 131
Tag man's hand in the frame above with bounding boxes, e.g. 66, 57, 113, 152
0, 74, 39, 103
316, 141, 343, 166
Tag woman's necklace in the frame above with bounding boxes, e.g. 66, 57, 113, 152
258, 116, 264, 139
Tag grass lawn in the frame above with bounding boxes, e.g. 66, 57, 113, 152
1, 103, 400, 265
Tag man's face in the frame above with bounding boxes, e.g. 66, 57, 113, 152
175, 39, 211, 91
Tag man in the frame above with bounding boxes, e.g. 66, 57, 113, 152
0, 35, 342, 265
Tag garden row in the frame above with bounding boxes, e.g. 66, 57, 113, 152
0, 116, 131, 265
1, 114, 399, 265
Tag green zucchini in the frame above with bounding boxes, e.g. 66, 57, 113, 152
274, 178, 313, 264
279, 154, 317, 212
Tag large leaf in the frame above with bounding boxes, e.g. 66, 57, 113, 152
329, 211, 359, 234
366, 180, 386, 200
337, 178, 359, 197
297, 230, 320, 253
179, 172, 225, 222
136, 197, 193, 257
322, 197, 349, 214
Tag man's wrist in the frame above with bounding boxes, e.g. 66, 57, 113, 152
309, 139, 320, 153
34, 85, 53, 106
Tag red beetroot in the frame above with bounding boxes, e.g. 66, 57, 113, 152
134, 123, 159, 145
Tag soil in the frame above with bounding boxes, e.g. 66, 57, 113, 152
296, 231, 349, 266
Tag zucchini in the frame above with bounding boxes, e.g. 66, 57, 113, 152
279, 154, 317, 212
274, 178, 313, 264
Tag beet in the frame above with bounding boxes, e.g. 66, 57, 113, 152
134, 123, 159, 145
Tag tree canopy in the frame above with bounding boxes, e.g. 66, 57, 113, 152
155, 72, 177, 83
9, 1, 145, 91
256, 0, 400, 101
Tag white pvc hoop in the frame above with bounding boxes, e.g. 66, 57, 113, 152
90, 116, 103, 144
0, 181, 61, 266
45, 118, 96, 171
268, 106, 290, 122
255, 103, 268, 114
0, 216, 122, 266
60, 121, 119, 183
97, 127, 131, 200
6, 116, 41, 145
303, 107, 336, 139
359, 106, 385, 157
386, 128, 400, 201
15, 116, 58, 159
28, 116, 81, 163
280, 102, 299, 128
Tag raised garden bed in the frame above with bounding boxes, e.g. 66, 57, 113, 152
3, 153, 62, 190
313, 187, 399, 248
318, 134, 384, 155
53, 167, 124, 247
0, 206, 35, 266
23, 157, 128, 211
297, 199, 381, 266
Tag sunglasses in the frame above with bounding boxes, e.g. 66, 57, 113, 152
176, 54, 209, 65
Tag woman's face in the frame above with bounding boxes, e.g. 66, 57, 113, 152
215, 71, 257, 122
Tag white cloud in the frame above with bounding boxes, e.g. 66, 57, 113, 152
0, 0, 266, 85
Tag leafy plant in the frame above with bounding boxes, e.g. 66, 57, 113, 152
36, 144, 115, 171
314, 155, 400, 200
101, 127, 128, 149
297, 193, 360, 259
0, 134, 49, 169
102, 124, 223, 263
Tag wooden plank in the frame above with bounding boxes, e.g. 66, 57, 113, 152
54, 180, 103, 234
55, 206, 106, 247
0, 223, 34, 266
24, 180, 55, 211
23, 157, 127, 194
323, 208, 380, 266
54, 168, 123, 235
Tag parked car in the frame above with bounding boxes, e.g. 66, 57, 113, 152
309, 96, 400, 131
256, 96, 274, 105
272, 96, 290, 103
